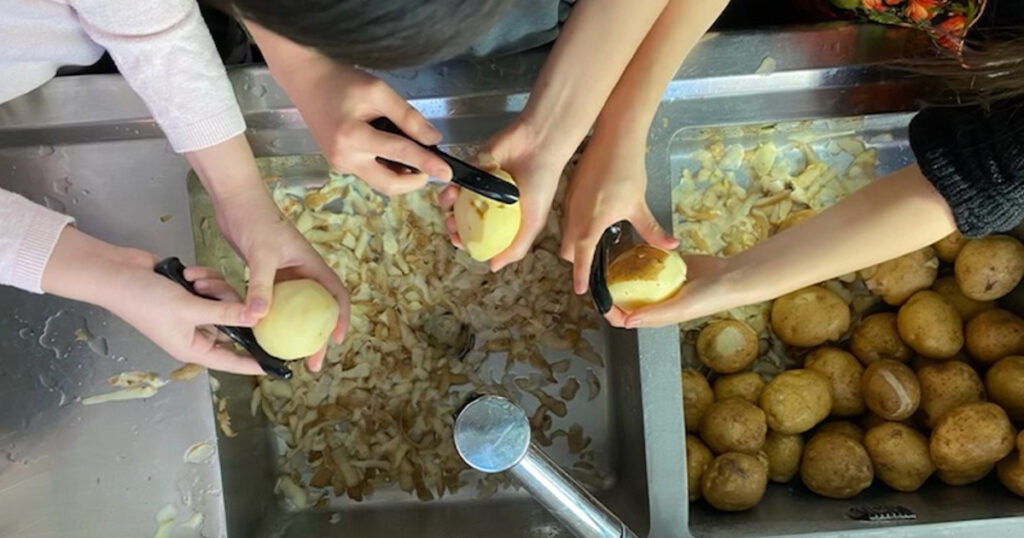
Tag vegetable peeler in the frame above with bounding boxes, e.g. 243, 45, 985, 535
589, 223, 626, 315
369, 117, 520, 205
154, 257, 293, 379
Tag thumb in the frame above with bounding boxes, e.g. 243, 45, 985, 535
632, 205, 679, 251
245, 246, 279, 323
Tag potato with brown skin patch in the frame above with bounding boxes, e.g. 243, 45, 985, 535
937, 464, 993, 486
770, 286, 850, 348
805, 347, 865, 417
986, 356, 1024, 420
759, 369, 833, 434
955, 235, 1024, 301
800, 432, 873, 499
864, 422, 935, 492
861, 359, 920, 421
697, 320, 758, 374
817, 421, 865, 444
918, 360, 986, 428
701, 452, 768, 512
897, 291, 964, 359
859, 247, 939, 306
682, 369, 714, 432
930, 402, 1015, 473
997, 451, 1024, 497
932, 276, 995, 322
713, 372, 765, 404
965, 309, 1024, 364
686, 434, 714, 501
763, 431, 803, 483
933, 231, 967, 263
849, 312, 913, 365
699, 398, 767, 454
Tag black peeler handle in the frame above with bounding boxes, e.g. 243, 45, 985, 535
369, 117, 520, 205
154, 257, 293, 380
589, 224, 624, 316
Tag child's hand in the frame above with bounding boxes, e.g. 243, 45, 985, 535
608, 255, 733, 329
560, 131, 678, 294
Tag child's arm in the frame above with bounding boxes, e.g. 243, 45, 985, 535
561, 0, 730, 292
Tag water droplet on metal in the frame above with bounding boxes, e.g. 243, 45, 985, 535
42, 196, 66, 213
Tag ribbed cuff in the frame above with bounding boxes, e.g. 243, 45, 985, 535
12, 207, 74, 294
162, 105, 246, 153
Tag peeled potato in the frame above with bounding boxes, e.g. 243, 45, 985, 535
253, 279, 339, 360
607, 245, 687, 312
453, 168, 521, 261
955, 235, 1024, 301
697, 320, 758, 374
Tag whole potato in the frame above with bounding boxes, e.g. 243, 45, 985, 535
713, 372, 765, 404
701, 452, 768, 511
686, 434, 714, 501
770, 286, 851, 347
860, 247, 939, 305
800, 432, 874, 499
817, 420, 865, 444
937, 464, 993, 486
253, 279, 340, 360
763, 431, 803, 483
1018, 431, 1024, 462
682, 369, 714, 432
997, 451, 1024, 497
805, 347, 865, 416
864, 422, 935, 492
986, 356, 1024, 420
760, 369, 834, 434
917, 360, 986, 428
930, 402, 1015, 473
955, 235, 1024, 301
454, 167, 521, 261
934, 231, 967, 263
932, 276, 995, 322
965, 309, 1024, 364
849, 312, 913, 365
896, 291, 963, 359
697, 320, 758, 374
862, 359, 921, 421
699, 398, 767, 454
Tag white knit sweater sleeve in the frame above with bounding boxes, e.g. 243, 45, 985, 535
68, 0, 246, 152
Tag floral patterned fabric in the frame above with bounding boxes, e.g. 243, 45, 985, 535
828, 0, 987, 51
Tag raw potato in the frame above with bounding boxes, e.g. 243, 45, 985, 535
918, 360, 986, 428
932, 276, 995, 322
686, 434, 714, 501
682, 369, 714, 432
864, 422, 935, 492
607, 245, 687, 312
759, 369, 833, 434
986, 356, 1024, 420
937, 464, 993, 486
930, 402, 1015, 473
896, 291, 963, 359
933, 231, 967, 263
776, 209, 816, 233
849, 312, 912, 365
699, 398, 767, 454
713, 372, 765, 404
701, 452, 768, 512
861, 359, 920, 421
859, 247, 939, 306
805, 347, 865, 416
800, 432, 873, 499
818, 421, 865, 444
252, 279, 340, 360
955, 235, 1024, 301
763, 431, 803, 483
997, 451, 1024, 497
453, 167, 521, 261
697, 320, 758, 374
965, 309, 1024, 364
770, 286, 850, 348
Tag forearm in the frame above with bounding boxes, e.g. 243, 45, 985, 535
595, 0, 729, 138
40, 227, 150, 308
186, 134, 268, 205
521, 0, 668, 157
726, 165, 957, 303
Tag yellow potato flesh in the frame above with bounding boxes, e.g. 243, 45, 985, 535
253, 279, 339, 360
607, 245, 687, 312
453, 169, 521, 262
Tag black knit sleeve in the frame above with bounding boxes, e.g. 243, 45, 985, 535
909, 95, 1024, 237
